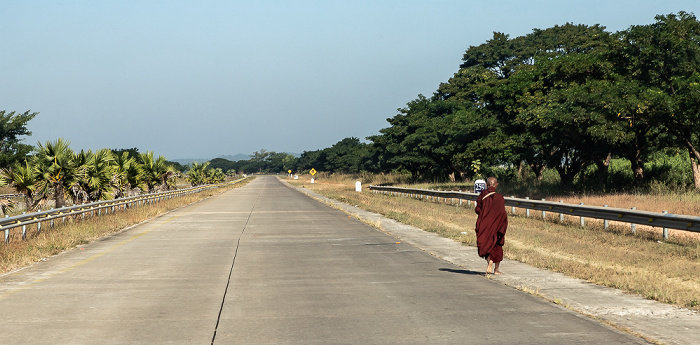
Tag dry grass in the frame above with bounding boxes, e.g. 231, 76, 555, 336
292, 174, 700, 311
0, 179, 252, 274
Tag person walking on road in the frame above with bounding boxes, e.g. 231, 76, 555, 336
474, 177, 508, 275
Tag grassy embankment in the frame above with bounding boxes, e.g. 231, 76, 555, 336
290, 173, 700, 311
0, 178, 252, 274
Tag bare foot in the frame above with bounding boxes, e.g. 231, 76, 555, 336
494, 270, 502, 275
486, 262, 493, 275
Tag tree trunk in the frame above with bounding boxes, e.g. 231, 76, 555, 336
529, 162, 546, 180
55, 183, 66, 208
686, 140, 700, 190
595, 153, 612, 189
517, 161, 524, 179
691, 156, 700, 190
629, 147, 644, 184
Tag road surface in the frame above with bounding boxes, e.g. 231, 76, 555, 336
0, 176, 649, 344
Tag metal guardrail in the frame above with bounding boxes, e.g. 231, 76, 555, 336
1, 177, 247, 243
368, 185, 700, 235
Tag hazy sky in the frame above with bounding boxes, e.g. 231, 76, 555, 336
2, 1, 699, 160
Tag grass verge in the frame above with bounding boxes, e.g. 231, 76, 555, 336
291, 175, 700, 311
0, 178, 252, 274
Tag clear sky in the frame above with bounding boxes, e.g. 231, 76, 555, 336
2, 1, 698, 160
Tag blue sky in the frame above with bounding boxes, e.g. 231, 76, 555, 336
2, 1, 698, 160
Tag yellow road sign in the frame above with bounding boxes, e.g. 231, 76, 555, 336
288, 170, 292, 174
309, 168, 317, 176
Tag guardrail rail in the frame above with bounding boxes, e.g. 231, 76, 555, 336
1, 177, 247, 243
368, 185, 700, 239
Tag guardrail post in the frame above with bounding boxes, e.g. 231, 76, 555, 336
604, 205, 609, 230
4, 215, 8, 243
37, 219, 41, 235
631, 207, 637, 234
559, 201, 564, 222
458, 191, 462, 206
662, 211, 669, 240
541, 199, 546, 219
50, 208, 54, 228
525, 197, 530, 217
510, 196, 515, 214
579, 203, 585, 227
22, 212, 27, 239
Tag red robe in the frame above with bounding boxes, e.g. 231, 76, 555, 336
474, 187, 508, 263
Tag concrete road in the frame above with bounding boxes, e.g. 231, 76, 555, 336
0, 176, 649, 344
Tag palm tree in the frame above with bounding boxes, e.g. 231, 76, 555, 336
77, 149, 115, 202
112, 151, 144, 198
186, 161, 209, 186
33, 139, 79, 208
207, 167, 226, 184
0, 160, 48, 212
138, 151, 176, 193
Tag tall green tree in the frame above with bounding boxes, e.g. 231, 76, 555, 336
0, 110, 38, 169
618, 11, 700, 189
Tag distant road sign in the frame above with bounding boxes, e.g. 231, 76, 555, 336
288, 170, 292, 174
309, 168, 317, 176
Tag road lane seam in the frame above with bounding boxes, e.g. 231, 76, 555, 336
210, 182, 262, 344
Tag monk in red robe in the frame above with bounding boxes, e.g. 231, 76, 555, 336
474, 177, 508, 274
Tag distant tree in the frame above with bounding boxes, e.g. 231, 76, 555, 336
111, 148, 140, 160
265, 152, 291, 173
166, 160, 186, 172
208, 158, 236, 172
324, 137, 371, 173
250, 149, 271, 162
0, 110, 38, 169
186, 161, 210, 186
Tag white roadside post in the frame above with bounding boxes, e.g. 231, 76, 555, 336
355, 181, 362, 192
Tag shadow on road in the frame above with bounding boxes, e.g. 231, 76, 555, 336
439, 268, 483, 276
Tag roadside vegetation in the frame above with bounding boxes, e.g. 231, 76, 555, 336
289, 173, 700, 311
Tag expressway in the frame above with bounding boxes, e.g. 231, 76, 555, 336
0, 176, 649, 344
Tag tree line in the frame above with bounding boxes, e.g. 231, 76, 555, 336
0, 137, 179, 212
224, 12, 700, 191
0, 111, 230, 213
